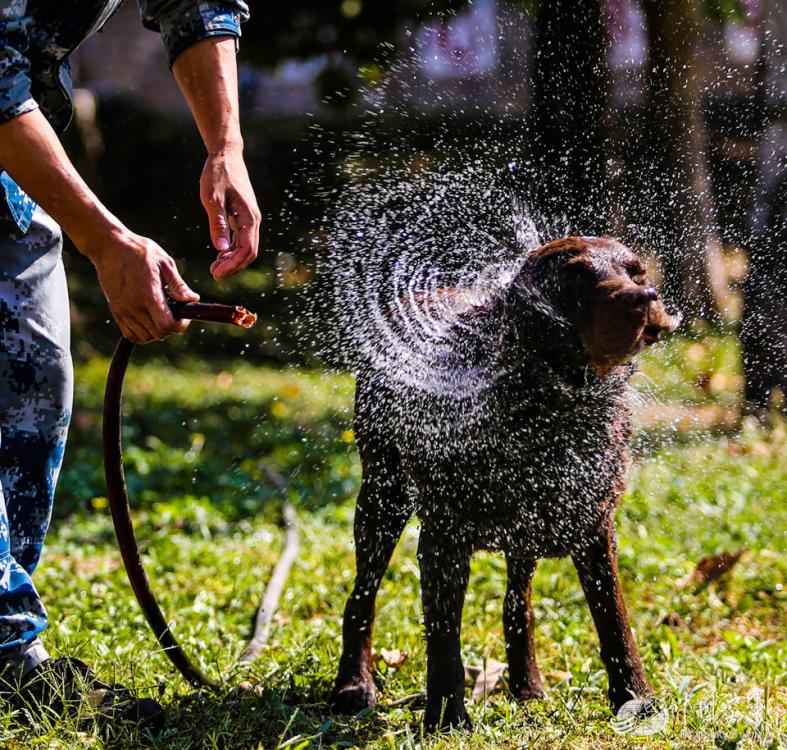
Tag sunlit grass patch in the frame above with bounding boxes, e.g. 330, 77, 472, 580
3, 335, 783, 748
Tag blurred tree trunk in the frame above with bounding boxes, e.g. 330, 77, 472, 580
741, 0, 787, 414
531, 0, 611, 234
642, 0, 721, 322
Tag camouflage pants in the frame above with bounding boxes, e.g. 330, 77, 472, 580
0, 207, 72, 653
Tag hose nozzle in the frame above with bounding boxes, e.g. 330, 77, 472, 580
169, 300, 257, 328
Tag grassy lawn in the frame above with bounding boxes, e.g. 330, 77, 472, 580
2, 334, 784, 749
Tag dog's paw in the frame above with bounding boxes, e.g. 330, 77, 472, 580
330, 678, 377, 714
424, 701, 472, 734
511, 683, 546, 702
608, 681, 654, 713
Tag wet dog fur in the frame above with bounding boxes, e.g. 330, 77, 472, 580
330, 236, 680, 731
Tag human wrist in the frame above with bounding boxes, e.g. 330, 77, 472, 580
69, 214, 135, 265
205, 136, 243, 159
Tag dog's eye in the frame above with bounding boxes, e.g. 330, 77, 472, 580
625, 262, 647, 285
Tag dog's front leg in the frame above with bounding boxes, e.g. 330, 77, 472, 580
504, 556, 545, 701
571, 521, 652, 710
331, 453, 410, 714
419, 527, 472, 733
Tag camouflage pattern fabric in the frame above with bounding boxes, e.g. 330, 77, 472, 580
0, 0, 249, 652
139, 0, 249, 66
0, 206, 71, 652
0, 172, 36, 233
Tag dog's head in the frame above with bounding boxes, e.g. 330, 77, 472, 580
513, 236, 680, 373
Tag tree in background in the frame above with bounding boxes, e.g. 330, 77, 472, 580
741, 0, 787, 413
528, 0, 727, 324
530, 0, 612, 234
641, 0, 721, 322
238, 0, 465, 102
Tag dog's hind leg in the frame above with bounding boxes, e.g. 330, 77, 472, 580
503, 556, 546, 701
420, 527, 473, 733
571, 521, 652, 711
330, 442, 410, 714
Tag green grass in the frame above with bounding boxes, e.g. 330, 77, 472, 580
1, 334, 784, 749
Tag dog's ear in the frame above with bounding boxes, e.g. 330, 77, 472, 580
554, 255, 599, 322
504, 268, 588, 370
525, 241, 599, 322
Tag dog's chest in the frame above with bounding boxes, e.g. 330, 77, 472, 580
399, 386, 630, 557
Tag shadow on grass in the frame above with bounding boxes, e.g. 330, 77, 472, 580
149, 684, 398, 750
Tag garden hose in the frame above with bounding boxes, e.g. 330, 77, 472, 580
102, 301, 256, 691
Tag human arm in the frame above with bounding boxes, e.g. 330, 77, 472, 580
0, 108, 199, 342
173, 36, 260, 279
137, 0, 257, 279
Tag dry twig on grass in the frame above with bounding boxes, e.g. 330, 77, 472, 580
239, 465, 300, 664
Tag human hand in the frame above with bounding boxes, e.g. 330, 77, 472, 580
200, 146, 260, 280
87, 230, 200, 343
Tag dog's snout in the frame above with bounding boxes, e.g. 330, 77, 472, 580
619, 286, 658, 310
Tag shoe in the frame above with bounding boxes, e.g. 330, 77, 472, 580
2, 656, 165, 735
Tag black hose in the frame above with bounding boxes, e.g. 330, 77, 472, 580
102, 302, 256, 690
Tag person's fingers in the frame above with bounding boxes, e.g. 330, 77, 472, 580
161, 258, 200, 303
137, 313, 162, 343
151, 283, 189, 336
211, 237, 257, 279
210, 245, 256, 279
209, 254, 230, 278
243, 199, 261, 253
116, 319, 141, 343
110, 306, 151, 343
111, 314, 132, 340
210, 202, 259, 280
252, 214, 260, 265
150, 292, 189, 336
232, 212, 258, 263
122, 314, 156, 344
136, 303, 164, 340
145, 258, 192, 335
201, 189, 231, 252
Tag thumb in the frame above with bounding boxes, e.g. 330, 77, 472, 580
207, 202, 231, 252
162, 260, 200, 303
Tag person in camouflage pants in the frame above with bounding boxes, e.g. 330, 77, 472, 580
0, 206, 69, 655
0, 0, 259, 732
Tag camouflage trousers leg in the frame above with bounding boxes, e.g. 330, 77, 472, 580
0, 207, 72, 653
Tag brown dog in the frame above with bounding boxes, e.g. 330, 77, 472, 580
330, 236, 679, 731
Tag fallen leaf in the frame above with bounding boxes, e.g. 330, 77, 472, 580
237, 681, 265, 695
468, 659, 507, 704
543, 670, 571, 685
380, 648, 407, 669
678, 550, 746, 589
371, 648, 408, 672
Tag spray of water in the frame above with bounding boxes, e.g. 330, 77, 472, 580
323, 165, 544, 396
292, 4, 580, 414
288, 11, 588, 451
